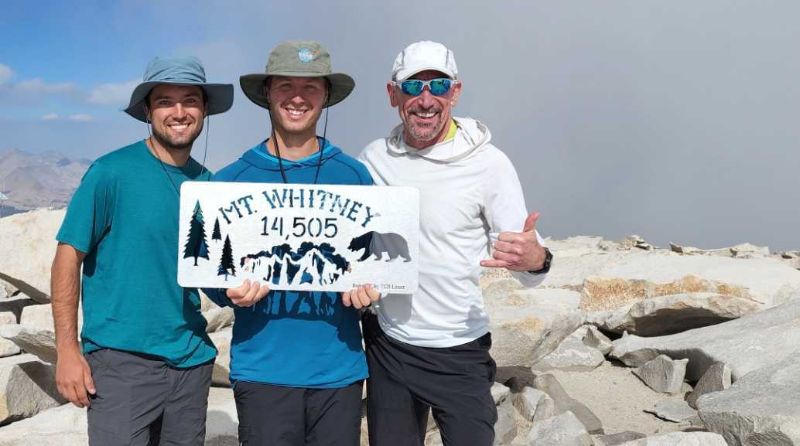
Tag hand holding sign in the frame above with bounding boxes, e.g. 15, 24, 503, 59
342, 284, 381, 309
226, 279, 270, 307
480, 211, 547, 272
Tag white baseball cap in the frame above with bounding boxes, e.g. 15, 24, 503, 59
391, 41, 458, 82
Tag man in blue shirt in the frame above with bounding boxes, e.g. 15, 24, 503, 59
207, 40, 380, 445
51, 56, 255, 446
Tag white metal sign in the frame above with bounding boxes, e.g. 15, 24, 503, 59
177, 182, 419, 292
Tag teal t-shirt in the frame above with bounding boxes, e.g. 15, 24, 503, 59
56, 140, 216, 368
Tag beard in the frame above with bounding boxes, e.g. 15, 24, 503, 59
404, 115, 447, 146
151, 119, 204, 152
407, 121, 444, 144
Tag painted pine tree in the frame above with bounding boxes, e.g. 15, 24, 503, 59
183, 200, 210, 266
218, 235, 236, 280
212, 217, 222, 241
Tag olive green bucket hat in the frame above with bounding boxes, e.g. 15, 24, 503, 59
240, 40, 355, 109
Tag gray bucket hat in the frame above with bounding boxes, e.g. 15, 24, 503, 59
240, 40, 355, 110
124, 56, 234, 122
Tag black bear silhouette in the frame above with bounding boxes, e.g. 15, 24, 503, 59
348, 231, 411, 262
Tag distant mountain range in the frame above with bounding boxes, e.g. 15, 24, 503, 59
0, 148, 91, 216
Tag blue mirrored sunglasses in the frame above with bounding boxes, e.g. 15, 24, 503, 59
396, 78, 455, 97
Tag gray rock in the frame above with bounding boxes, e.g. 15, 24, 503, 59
513, 387, 553, 422
485, 288, 583, 367
0, 333, 21, 358
669, 243, 704, 255
210, 328, 231, 386
543, 236, 615, 257
728, 243, 771, 258
593, 431, 647, 446
0, 403, 86, 446
0, 292, 38, 322
0, 278, 19, 300
20, 304, 54, 331
669, 242, 770, 259
497, 366, 537, 392
206, 387, 239, 446
587, 292, 761, 337
543, 252, 800, 329
491, 382, 511, 405
644, 399, 696, 422
623, 235, 655, 251
0, 272, 50, 305
203, 306, 234, 333
611, 298, 800, 382
0, 209, 67, 300
533, 373, 603, 434
426, 409, 436, 432
0, 354, 64, 424
494, 398, 518, 445
686, 362, 731, 409
697, 354, 800, 445
425, 431, 444, 446
0, 303, 22, 358
532, 331, 606, 372
582, 325, 613, 355
199, 290, 216, 312
0, 324, 56, 364
526, 411, 592, 446
480, 275, 524, 301
616, 431, 727, 445
632, 355, 688, 394
0, 311, 16, 325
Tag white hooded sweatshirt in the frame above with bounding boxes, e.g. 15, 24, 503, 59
359, 117, 546, 348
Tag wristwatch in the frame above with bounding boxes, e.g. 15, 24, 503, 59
528, 247, 553, 275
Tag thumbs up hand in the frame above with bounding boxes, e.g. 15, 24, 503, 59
480, 211, 547, 272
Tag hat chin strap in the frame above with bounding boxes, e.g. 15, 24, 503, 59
267, 107, 327, 186
143, 106, 211, 182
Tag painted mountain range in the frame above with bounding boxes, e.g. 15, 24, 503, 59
240, 242, 351, 286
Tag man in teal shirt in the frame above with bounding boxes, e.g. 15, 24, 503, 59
51, 56, 262, 445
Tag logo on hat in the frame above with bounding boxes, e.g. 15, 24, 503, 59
298, 48, 316, 63
240, 40, 355, 110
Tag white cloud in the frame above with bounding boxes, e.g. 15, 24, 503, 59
40, 113, 93, 122
68, 114, 94, 122
0, 64, 12, 85
15, 78, 76, 94
87, 79, 138, 105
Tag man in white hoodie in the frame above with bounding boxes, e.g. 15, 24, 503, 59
358, 41, 552, 445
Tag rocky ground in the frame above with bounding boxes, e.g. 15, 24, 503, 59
1, 209, 799, 445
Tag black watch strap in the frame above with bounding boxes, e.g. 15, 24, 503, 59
528, 247, 553, 275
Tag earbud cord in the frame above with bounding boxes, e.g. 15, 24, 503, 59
144, 110, 211, 197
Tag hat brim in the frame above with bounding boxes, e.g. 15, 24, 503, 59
239, 72, 354, 110
124, 81, 234, 122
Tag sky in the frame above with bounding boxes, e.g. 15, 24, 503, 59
1, 0, 799, 250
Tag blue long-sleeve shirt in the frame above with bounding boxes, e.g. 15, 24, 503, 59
206, 139, 372, 388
